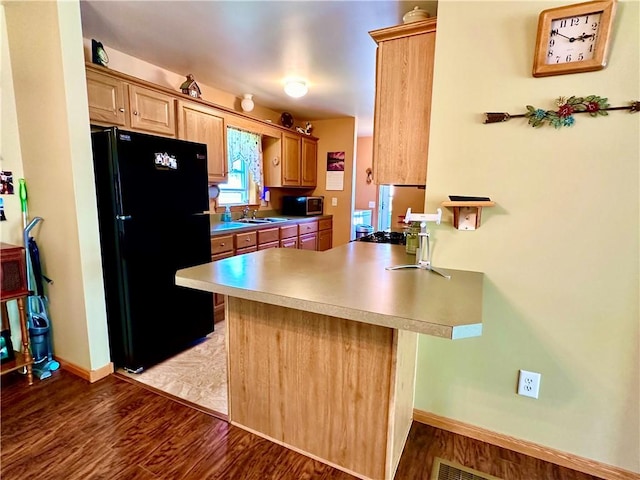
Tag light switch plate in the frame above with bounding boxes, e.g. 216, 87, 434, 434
331, 197, 338, 206
368, 201, 376, 208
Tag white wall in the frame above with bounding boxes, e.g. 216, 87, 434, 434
415, 0, 639, 473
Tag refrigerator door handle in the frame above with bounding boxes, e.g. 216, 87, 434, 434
116, 215, 132, 221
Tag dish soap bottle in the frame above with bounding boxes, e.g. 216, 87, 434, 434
222, 206, 232, 222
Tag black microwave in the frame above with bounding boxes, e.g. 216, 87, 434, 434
281, 196, 324, 216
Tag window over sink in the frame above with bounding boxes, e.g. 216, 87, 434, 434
218, 127, 263, 206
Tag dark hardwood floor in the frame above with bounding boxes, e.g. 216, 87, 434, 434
1, 370, 604, 480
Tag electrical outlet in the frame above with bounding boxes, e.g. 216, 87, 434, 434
331, 197, 338, 206
517, 370, 541, 399
368, 201, 376, 208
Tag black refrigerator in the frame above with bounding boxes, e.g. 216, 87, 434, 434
91, 127, 213, 373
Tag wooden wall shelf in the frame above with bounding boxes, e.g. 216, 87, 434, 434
441, 201, 496, 230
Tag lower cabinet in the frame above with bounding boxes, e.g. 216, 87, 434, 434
280, 224, 299, 249
298, 220, 318, 251
210, 236, 234, 322
211, 218, 332, 319
235, 231, 257, 253
318, 218, 333, 251
299, 233, 317, 250
258, 227, 279, 250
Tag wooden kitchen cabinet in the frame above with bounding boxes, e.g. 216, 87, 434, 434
235, 231, 257, 252
282, 132, 302, 186
370, 19, 436, 185
211, 235, 234, 257
211, 251, 233, 322
317, 218, 333, 251
279, 224, 299, 249
298, 220, 318, 251
257, 227, 280, 250
301, 137, 317, 187
177, 100, 228, 183
264, 133, 317, 188
86, 69, 128, 127
86, 66, 176, 137
128, 85, 176, 136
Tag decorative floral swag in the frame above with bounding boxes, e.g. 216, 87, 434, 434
525, 96, 611, 128
484, 97, 640, 127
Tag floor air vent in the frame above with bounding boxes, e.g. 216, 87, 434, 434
431, 457, 503, 480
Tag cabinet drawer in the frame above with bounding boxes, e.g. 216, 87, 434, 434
258, 227, 279, 245
280, 238, 298, 249
318, 218, 332, 231
298, 221, 318, 235
236, 245, 258, 256
235, 231, 257, 249
258, 241, 279, 250
211, 251, 234, 262
280, 224, 298, 240
211, 235, 234, 255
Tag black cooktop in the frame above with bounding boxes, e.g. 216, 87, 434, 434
357, 231, 406, 245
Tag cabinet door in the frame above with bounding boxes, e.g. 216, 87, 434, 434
86, 70, 127, 126
280, 238, 298, 249
282, 133, 301, 186
372, 25, 436, 185
298, 233, 317, 251
129, 84, 176, 137
301, 137, 317, 187
318, 229, 333, 251
178, 101, 228, 183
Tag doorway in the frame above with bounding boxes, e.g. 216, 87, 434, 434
378, 185, 426, 231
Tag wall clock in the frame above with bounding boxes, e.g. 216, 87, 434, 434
532, 0, 616, 77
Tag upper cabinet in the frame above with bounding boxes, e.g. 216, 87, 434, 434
86, 69, 128, 127
128, 85, 175, 137
86, 68, 175, 137
85, 63, 317, 186
369, 19, 436, 185
264, 132, 317, 188
301, 137, 317, 187
177, 101, 228, 183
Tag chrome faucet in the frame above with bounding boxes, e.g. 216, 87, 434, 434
241, 206, 250, 219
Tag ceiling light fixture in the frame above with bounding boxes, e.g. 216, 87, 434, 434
284, 80, 308, 98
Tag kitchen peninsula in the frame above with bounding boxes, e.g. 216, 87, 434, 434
176, 242, 484, 480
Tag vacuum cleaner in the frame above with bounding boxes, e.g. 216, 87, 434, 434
20, 179, 60, 380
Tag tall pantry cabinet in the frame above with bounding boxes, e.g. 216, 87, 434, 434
369, 18, 436, 186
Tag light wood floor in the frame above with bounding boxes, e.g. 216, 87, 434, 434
1, 369, 606, 480
118, 319, 228, 417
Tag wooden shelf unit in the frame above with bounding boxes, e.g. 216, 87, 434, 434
441, 201, 496, 230
1, 243, 33, 385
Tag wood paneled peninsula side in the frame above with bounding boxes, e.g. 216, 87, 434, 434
176, 242, 484, 480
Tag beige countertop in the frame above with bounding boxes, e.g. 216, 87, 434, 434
176, 242, 484, 339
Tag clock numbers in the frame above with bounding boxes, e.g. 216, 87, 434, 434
533, 0, 615, 77
545, 12, 601, 65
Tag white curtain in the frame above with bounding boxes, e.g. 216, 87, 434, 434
227, 127, 263, 196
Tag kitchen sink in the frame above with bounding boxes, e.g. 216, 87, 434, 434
235, 218, 272, 224
235, 217, 289, 224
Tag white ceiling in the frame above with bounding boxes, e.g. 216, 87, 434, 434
79, 0, 438, 137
